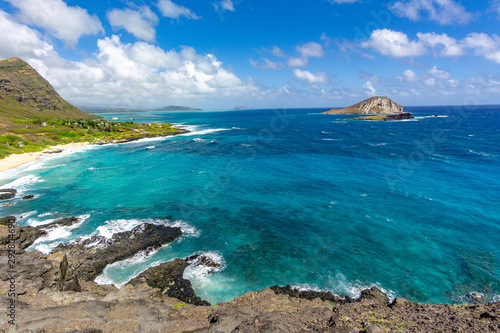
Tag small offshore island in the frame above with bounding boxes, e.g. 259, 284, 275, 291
322, 97, 414, 121
1, 57, 500, 332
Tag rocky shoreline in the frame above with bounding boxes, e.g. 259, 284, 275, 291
1, 214, 499, 332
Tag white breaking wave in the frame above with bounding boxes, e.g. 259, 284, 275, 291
80, 218, 200, 247
289, 272, 396, 301
29, 214, 90, 254
184, 251, 225, 289
0, 175, 43, 195
95, 248, 166, 288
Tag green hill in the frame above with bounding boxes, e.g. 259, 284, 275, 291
0, 57, 89, 122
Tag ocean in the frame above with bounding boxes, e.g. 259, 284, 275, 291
1, 106, 499, 305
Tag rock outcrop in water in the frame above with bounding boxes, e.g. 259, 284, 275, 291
53, 223, 183, 281
1, 215, 500, 332
322, 96, 404, 115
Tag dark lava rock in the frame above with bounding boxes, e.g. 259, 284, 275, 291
0, 188, 16, 200
129, 258, 210, 306
54, 223, 182, 281
22, 194, 35, 200
270, 284, 344, 305
127, 254, 221, 306
0, 216, 47, 250
358, 286, 390, 305
40, 216, 79, 230
383, 112, 414, 121
186, 254, 221, 269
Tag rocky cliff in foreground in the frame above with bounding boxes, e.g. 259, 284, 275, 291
1, 215, 499, 333
322, 97, 404, 115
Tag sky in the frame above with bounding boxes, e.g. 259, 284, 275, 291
0, 0, 499, 109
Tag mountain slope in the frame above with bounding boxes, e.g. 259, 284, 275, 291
322, 96, 403, 115
0, 57, 89, 119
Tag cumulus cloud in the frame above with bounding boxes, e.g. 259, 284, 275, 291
157, 0, 200, 19
216, 0, 235, 12
363, 81, 376, 95
287, 57, 308, 67
108, 7, 159, 41
403, 69, 418, 82
427, 65, 451, 79
249, 58, 284, 70
0, 10, 55, 59
389, 0, 473, 25
293, 69, 328, 84
296, 42, 325, 58
287, 42, 324, 68
5, 0, 103, 48
463, 33, 500, 64
271, 46, 287, 58
0, 10, 257, 107
361, 29, 427, 57
417, 32, 465, 56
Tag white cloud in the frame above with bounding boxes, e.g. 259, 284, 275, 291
390, 0, 473, 25
0, 10, 55, 59
417, 32, 465, 56
425, 77, 436, 86
296, 42, 325, 58
287, 57, 308, 67
293, 69, 328, 84
220, 0, 235, 11
271, 46, 287, 58
362, 29, 427, 57
427, 66, 451, 79
108, 7, 159, 41
363, 81, 376, 95
249, 58, 284, 70
0, 12, 258, 108
403, 69, 418, 82
5, 0, 103, 48
157, 0, 200, 20
463, 33, 500, 64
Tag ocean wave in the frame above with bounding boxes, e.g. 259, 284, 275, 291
290, 272, 395, 301
184, 251, 225, 289
29, 214, 90, 254
414, 115, 450, 120
144, 146, 156, 150
94, 249, 166, 288
0, 174, 43, 194
468, 150, 496, 157
85, 217, 200, 243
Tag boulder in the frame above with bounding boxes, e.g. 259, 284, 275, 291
0, 188, 16, 200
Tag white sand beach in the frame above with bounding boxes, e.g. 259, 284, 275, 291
0, 142, 92, 173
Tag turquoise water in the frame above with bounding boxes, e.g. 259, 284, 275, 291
1, 106, 499, 305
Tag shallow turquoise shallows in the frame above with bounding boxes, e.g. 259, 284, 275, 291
1, 106, 499, 305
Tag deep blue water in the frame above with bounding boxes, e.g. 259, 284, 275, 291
1, 106, 499, 305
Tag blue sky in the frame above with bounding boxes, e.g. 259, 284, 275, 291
1, 0, 499, 109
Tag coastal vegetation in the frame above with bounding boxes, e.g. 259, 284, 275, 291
0, 116, 182, 158
0, 57, 184, 159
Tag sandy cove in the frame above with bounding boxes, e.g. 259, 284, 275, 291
0, 142, 92, 173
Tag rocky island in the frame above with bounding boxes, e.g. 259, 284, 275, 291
322, 97, 414, 121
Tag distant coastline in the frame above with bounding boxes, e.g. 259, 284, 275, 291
80, 105, 202, 113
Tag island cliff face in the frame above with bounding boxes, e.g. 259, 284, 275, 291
322, 96, 404, 115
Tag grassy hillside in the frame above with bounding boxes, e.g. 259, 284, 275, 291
0, 57, 88, 119
0, 57, 183, 159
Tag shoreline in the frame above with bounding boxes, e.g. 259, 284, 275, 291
0, 142, 92, 173
0, 129, 189, 173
